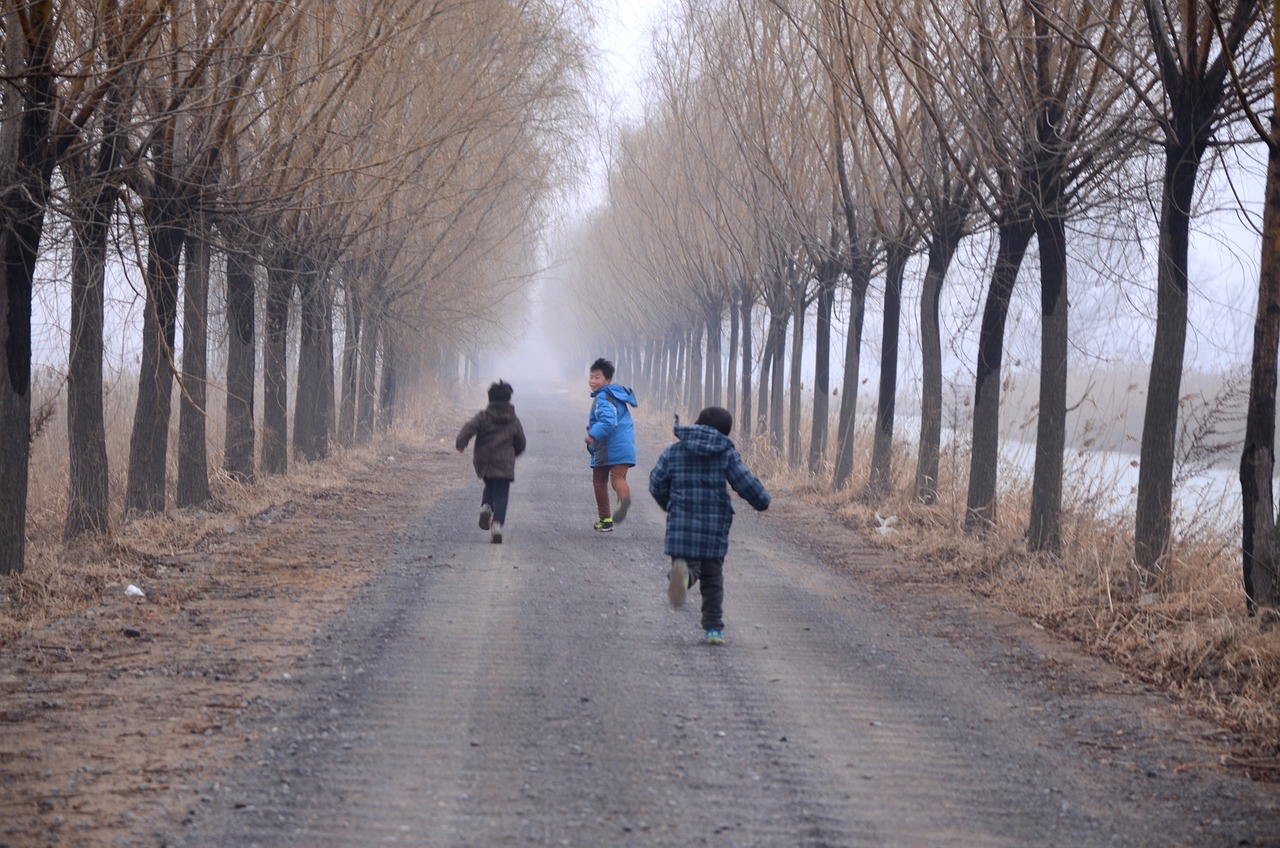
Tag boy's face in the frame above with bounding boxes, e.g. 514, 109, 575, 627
588, 369, 609, 392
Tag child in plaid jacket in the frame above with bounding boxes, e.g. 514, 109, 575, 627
648, 406, 770, 644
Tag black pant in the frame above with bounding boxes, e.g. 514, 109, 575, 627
482, 479, 511, 524
686, 558, 724, 631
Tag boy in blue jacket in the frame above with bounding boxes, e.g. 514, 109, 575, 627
585, 357, 638, 532
648, 406, 770, 645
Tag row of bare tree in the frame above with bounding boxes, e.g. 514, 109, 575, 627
558, 0, 1279, 611
0, 0, 589, 575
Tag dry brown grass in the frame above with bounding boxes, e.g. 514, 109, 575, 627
747, 415, 1280, 755
2, 375, 462, 648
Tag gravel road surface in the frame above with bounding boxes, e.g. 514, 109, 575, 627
183, 388, 1279, 847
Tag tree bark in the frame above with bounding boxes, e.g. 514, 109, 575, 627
809, 262, 837, 474
1027, 206, 1069, 553
64, 153, 119, 538
338, 287, 361, 449
262, 261, 294, 474
964, 217, 1034, 532
868, 241, 908, 500
1240, 115, 1280, 614
0, 1, 57, 573
124, 212, 185, 518
294, 266, 332, 461
770, 305, 787, 456
223, 248, 256, 482
1134, 144, 1202, 573
833, 266, 871, 491
915, 221, 964, 505
787, 289, 805, 467
378, 334, 396, 433
739, 288, 753, 441
177, 225, 211, 508
355, 304, 379, 446
687, 322, 704, 414
727, 292, 740, 421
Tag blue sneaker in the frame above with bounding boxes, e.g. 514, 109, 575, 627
704, 629, 725, 646
593, 518, 614, 532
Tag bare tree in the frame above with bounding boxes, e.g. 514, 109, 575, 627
1133, 0, 1264, 576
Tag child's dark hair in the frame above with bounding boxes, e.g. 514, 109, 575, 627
488, 380, 513, 403
695, 406, 733, 436
589, 357, 614, 380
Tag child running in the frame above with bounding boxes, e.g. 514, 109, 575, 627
585, 357, 638, 532
456, 380, 527, 544
648, 406, 770, 645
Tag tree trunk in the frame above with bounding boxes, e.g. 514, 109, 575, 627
262, 262, 294, 474
294, 267, 332, 461
770, 307, 787, 455
833, 270, 871, 490
64, 162, 118, 538
356, 305, 379, 446
0, 2, 58, 573
739, 289, 753, 441
757, 323, 773, 442
788, 292, 805, 467
1027, 208, 1069, 553
176, 225, 211, 508
223, 248, 256, 482
378, 335, 397, 433
338, 287, 361, 448
727, 292, 740, 420
706, 301, 722, 408
687, 322, 704, 414
809, 264, 836, 474
915, 223, 964, 505
124, 215, 185, 517
868, 242, 908, 500
964, 217, 1034, 532
1134, 145, 1201, 574
1240, 116, 1280, 614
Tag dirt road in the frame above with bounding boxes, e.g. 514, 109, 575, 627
5, 387, 1278, 846
169, 388, 1274, 847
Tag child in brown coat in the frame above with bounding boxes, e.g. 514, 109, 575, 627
456, 380, 527, 543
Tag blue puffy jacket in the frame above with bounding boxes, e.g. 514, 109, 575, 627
648, 424, 771, 560
587, 384, 638, 467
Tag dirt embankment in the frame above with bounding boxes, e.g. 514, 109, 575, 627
0, 440, 469, 847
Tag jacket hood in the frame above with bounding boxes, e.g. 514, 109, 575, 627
486, 400, 517, 423
595, 384, 638, 406
674, 423, 733, 456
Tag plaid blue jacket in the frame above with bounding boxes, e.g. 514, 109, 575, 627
648, 424, 770, 560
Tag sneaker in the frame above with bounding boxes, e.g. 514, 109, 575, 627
613, 496, 631, 523
490, 521, 503, 544
593, 518, 614, 532
704, 629, 725, 646
479, 504, 492, 530
668, 558, 688, 607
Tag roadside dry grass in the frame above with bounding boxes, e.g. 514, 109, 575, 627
740, 431, 1280, 773
1, 379, 461, 648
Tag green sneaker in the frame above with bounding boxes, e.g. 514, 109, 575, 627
490, 521, 503, 544
593, 518, 614, 533
704, 629, 725, 646
613, 496, 631, 523
479, 504, 492, 530
668, 558, 688, 607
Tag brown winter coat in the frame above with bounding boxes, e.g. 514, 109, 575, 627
456, 401, 527, 481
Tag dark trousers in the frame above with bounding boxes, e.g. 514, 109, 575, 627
686, 558, 725, 631
482, 479, 511, 524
